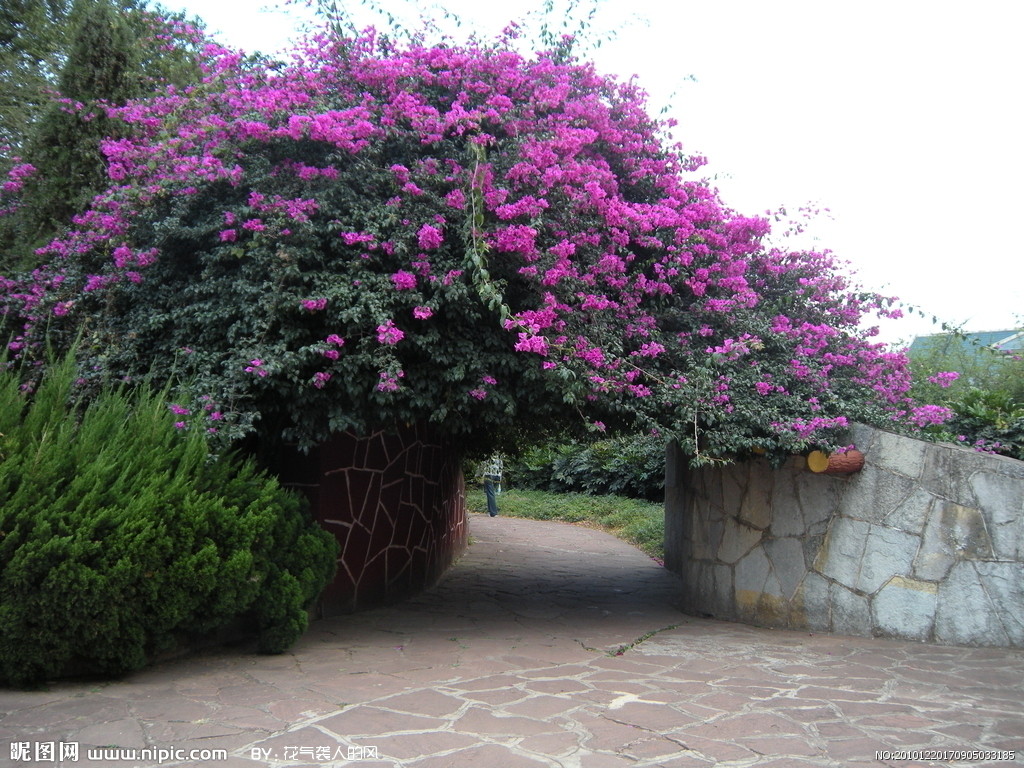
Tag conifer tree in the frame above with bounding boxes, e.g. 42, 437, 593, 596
14, 0, 137, 251
0, 0, 204, 270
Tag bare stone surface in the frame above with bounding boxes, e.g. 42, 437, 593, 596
667, 424, 1024, 648
872, 576, 937, 641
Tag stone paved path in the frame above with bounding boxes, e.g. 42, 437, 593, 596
1, 514, 1022, 767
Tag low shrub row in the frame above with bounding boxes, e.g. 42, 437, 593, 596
0, 354, 337, 687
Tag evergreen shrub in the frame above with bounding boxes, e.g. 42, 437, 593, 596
0, 354, 337, 687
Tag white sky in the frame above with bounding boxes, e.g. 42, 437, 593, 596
160, 0, 1023, 345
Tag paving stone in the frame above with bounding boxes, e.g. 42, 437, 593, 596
503, 694, 583, 719
319, 706, 448, 738
73, 718, 148, 749
407, 743, 550, 767
5, 516, 1023, 768
375, 689, 466, 717
452, 707, 557, 737
367, 730, 478, 760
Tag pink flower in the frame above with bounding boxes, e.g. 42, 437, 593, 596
909, 404, 953, 427
326, 334, 345, 345
376, 370, 404, 392
377, 320, 404, 345
469, 388, 487, 400
514, 334, 548, 355
302, 298, 327, 311
168, 404, 191, 415
417, 223, 444, 250
413, 306, 433, 320
219, 229, 237, 242
927, 371, 960, 388
322, 348, 339, 359
391, 270, 417, 290
312, 371, 331, 389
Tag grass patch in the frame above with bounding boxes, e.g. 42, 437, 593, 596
466, 487, 665, 561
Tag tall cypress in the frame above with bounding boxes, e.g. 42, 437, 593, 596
16, 0, 137, 249
1, 0, 203, 271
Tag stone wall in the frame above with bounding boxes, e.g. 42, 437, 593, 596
665, 423, 1024, 647
278, 424, 467, 616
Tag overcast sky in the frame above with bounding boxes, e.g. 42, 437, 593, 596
160, 0, 1023, 345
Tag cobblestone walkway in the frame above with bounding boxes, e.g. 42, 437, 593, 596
1, 515, 1022, 767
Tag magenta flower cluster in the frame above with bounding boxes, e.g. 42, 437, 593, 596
0, 21, 956, 456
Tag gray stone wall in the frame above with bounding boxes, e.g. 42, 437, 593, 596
664, 424, 1024, 647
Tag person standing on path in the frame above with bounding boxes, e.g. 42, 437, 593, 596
482, 454, 502, 517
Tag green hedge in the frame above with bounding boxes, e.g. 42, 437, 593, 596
506, 434, 666, 501
0, 354, 338, 687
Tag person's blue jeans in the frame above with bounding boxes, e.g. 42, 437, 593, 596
484, 475, 499, 517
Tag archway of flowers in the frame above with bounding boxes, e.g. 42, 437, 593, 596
0, 26, 949, 466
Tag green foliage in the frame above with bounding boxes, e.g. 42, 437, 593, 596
466, 487, 664, 560
944, 388, 1024, 460
507, 433, 665, 501
0, 0, 75, 153
0, 352, 338, 687
908, 329, 1024, 460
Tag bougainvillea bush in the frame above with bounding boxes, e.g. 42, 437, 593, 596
0, 27, 950, 465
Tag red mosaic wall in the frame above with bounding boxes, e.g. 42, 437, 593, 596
278, 424, 467, 616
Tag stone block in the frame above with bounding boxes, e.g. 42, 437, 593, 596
739, 463, 774, 530
771, 495, 806, 538
884, 487, 936, 533
735, 547, 770, 595
711, 563, 734, 618
797, 572, 831, 632
935, 562, 1010, 646
831, 584, 870, 638
721, 463, 747, 516
857, 524, 919, 595
764, 537, 807, 600
970, 472, 1024, 561
801, 533, 826, 574
871, 576, 937, 641
840, 465, 917, 524
688, 511, 714, 562
718, 517, 763, 564
974, 561, 1024, 645
871, 428, 927, 479
917, 445, 968, 505
770, 469, 800, 531
945, 500, 994, 559
846, 422, 878, 454
815, 517, 869, 590
793, 472, 841, 533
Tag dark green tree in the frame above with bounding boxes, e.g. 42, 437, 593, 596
0, 0, 75, 154
15, 0, 138, 243
1, 0, 205, 270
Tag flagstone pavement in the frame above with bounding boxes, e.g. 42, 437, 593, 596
2, 514, 1022, 767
